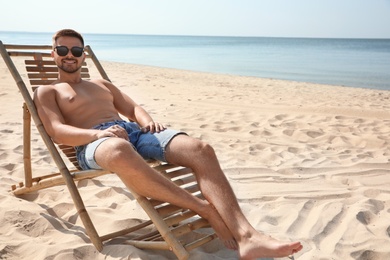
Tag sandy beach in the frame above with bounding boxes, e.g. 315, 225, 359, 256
1, 57, 389, 259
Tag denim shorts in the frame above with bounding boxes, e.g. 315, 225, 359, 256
75, 120, 185, 170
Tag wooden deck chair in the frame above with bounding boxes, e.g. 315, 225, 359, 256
0, 41, 217, 260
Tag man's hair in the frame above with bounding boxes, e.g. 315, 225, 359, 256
52, 29, 84, 47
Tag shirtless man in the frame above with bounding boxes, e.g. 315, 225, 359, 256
34, 29, 302, 259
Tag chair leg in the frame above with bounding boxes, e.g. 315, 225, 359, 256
23, 103, 33, 188
60, 170, 104, 251
130, 188, 190, 260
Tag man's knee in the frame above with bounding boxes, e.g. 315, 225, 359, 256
190, 139, 216, 157
95, 138, 137, 166
166, 135, 217, 164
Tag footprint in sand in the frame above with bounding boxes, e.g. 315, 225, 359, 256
249, 144, 266, 152
306, 130, 324, 138
4, 210, 49, 236
13, 145, 23, 154
356, 210, 373, 225
0, 129, 13, 134
363, 189, 381, 199
283, 129, 295, 136
250, 129, 272, 136
365, 199, 385, 213
51, 202, 76, 218
287, 147, 299, 154
1, 163, 16, 171
229, 126, 242, 132
274, 114, 288, 121
95, 187, 125, 199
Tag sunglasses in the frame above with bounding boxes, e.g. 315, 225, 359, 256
54, 46, 84, 57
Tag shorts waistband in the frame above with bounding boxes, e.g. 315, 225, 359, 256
92, 120, 128, 130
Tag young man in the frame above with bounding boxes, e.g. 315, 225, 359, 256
34, 29, 302, 259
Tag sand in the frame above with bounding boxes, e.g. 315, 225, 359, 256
0, 57, 389, 260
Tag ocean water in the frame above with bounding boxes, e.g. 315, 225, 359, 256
1, 31, 389, 90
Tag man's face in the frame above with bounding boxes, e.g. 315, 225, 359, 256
52, 36, 85, 74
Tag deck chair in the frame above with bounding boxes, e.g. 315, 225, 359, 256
0, 41, 217, 260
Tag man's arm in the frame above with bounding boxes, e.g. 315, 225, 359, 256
101, 80, 166, 133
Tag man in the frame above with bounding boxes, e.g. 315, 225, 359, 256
34, 29, 302, 259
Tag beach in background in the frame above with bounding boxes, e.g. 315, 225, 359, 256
0, 52, 389, 259
1, 31, 389, 90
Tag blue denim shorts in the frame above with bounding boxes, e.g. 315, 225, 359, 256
75, 120, 185, 170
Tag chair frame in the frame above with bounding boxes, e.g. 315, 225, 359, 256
0, 41, 216, 260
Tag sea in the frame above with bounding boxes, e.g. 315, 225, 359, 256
1, 31, 389, 90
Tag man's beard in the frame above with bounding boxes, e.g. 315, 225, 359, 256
57, 59, 82, 73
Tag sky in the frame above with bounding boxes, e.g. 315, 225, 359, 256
1, 0, 390, 38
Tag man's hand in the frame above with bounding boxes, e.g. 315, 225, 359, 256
141, 121, 166, 133
97, 125, 129, 140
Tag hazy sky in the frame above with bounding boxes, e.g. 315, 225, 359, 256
1, 0, 389, 38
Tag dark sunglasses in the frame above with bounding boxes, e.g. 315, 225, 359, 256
54, 46, 84, 57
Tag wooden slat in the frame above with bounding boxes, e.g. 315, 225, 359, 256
156, 204, 183, 217
55, 144, 81, 169
100, 220, 153, 242
153, 164, 182, 173
149, 183, 199, 208
31, 172, 61, 183
171, 218, 210, 238
58, 146, 76, 155
181, 183, 200, 194
25, 60, 56, 65
4, 44, 52, 50
124, 240, 169, 251
26, 67, 59, 72
81, 73, 90, 79
25, 60, 87, 66
185, 234, 217, 251
30, 80, 55, 85
62, 147, 75, 152
63, 152, 76, 158
165, 167, 193, 180
28, 73, 89, 81
154, 193, 204, 217
68, 158, 79, 164
26, 67, 89, 73
164, 210, 197, 227
28, 73, 58, 79
172, 175, 197, 186
58, 144, 73, 149
136, 230, 162, 241
8, 51, 52, 57
62, 153, 77, 159
12, 169, 111, 195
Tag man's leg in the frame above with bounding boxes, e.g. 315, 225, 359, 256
93, 137, 236, 248
164, 134, 303, 259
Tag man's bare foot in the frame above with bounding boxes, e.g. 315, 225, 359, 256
200, 203, 238, 250
238, 232, 302, 260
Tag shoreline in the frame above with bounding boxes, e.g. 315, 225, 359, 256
99, 59, 390, 92
1, 58, 390, 259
